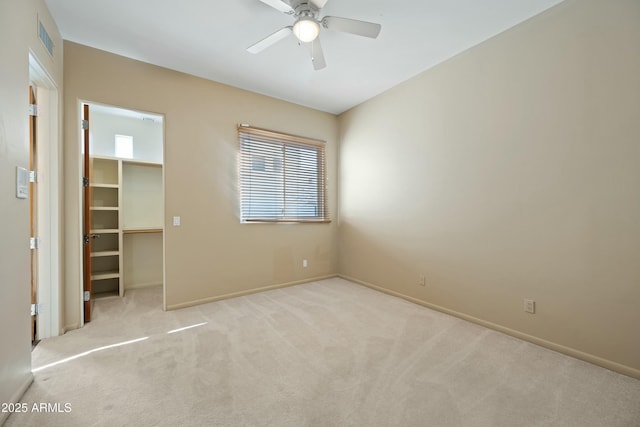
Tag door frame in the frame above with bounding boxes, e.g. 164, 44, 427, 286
78, 100, 167, 325
29, 84, 38, 342
82, 104, 93, 322
29, 52, 61, 339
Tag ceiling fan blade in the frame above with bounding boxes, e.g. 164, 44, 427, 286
247, 27, 293, 54
310, 0, 329, 9
311, 38, 326, 70
322, 16, 381, 38
257, 0, 294, 14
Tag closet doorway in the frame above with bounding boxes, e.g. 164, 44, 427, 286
82, 102, 165, 322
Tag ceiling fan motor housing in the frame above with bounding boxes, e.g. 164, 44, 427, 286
293, 1, 320, 18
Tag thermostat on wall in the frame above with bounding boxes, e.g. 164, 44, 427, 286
16, 166, 29, 199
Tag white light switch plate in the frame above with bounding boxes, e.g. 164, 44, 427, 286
16, 167, 29, 199
173, 216, 181, 226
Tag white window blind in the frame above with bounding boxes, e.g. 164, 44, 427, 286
238, 126, 329, 223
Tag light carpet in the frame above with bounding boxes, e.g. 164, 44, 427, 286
5, 278, 640, 426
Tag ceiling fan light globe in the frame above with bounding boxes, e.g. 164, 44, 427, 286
293, 18, 320, 42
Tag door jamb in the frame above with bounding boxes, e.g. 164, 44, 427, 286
78, 100, 167, 325
29, 51, 61, 339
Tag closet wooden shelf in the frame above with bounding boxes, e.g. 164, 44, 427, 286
91, 250, 119, 258
91, 270, 120, 281
123, 159, 162, 167
123, 227, 163, 234
91, 206, 119, 211
91, 183, 119, 188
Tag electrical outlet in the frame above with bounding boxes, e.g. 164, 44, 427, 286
303, 259, 308, 268
419, 275, 426, 287
524, 299, 535, 314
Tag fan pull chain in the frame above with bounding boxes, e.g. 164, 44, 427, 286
311, 39, 315, 61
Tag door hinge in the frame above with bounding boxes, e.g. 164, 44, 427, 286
30, 237, 40, 250
81, 119, 89, 130
31, 303, 40, 316
29, 104, 38, 117
29, 170, 38, 183
83, 176, 89, 187
84, 291, 90, 302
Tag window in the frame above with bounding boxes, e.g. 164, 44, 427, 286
115, 134, 133, 159
238, 126, 329, 223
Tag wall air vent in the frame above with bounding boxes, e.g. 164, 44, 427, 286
38, 19, 54, 56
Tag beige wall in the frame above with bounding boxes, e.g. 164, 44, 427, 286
0, 0, 63, 415
63, 42, 338, 325
338, 0, 640, 377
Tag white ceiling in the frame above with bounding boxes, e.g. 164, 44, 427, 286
45, 0, 564, 114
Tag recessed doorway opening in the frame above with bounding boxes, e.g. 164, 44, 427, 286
80, 102, 165, 324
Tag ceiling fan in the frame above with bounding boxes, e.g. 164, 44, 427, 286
247, 0, 382, 70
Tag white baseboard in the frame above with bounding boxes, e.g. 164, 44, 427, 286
0, 373, 33, 426
166, 275, 338, 311
340, 274, 640, 380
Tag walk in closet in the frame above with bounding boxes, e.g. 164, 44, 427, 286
88, 105, 164, 299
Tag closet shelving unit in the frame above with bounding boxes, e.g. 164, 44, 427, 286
90, 155, 163, 298
90, 157, 122, 298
